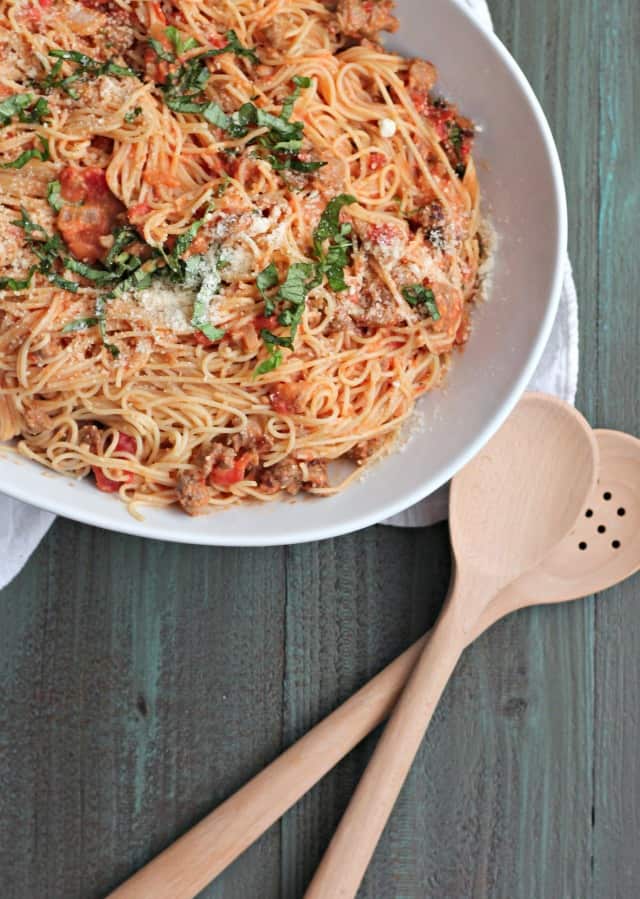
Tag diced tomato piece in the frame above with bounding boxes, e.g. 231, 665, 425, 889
427, 106, 456, 142
115, 432, 137, 454
82, 168, 110, 198
254, 315, 278, 331
368, 152, 387, 172
60, 166, 109, 203
209, 31, 226, 48
60, 167, 87, 203
57, 203, 117, 263
209, 451, 254, 487
92, 466, 133, 492
24, 4, 42, 23
268, 382, 303, 415
128, 203, 152, 224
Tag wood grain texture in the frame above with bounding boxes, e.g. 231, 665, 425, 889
1, 1, 639, 898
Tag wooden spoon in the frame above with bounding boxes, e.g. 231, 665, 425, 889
107, 394, 606, 899
304, 393, 597, 899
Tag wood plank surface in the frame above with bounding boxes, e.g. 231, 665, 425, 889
1, 1, 639, 898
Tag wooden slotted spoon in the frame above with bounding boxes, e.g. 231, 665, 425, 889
108, 393, 604, 899
304, 393, 598, 898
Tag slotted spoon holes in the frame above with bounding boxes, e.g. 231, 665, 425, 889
576, 483, 635, 555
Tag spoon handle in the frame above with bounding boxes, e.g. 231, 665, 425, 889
304, 604, 468, 899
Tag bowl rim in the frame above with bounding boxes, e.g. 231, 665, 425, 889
0, 2, 568, 546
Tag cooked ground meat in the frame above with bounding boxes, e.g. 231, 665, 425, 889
101, 11, 137, 54
312, 157, 347, 196
23, 406, 52, 434
408, 59, 437, 96
260, 458, 302, 495
192, 442, 236, 478
259, 457, 329, 495
192, 420, 272, 477
348, 436, 386, 464
336, 0, 399, 41
257, 19, 294, 53
304, 460, 329, 489
78, 424, 102, 454
176, 470, 210, 516
412, 199, 445, 233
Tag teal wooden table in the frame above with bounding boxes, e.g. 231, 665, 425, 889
1, 2, 639, 897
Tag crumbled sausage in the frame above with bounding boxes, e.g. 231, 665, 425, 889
259, 457, 329, 495
348, 437, 385, 464
408, 59, 437, 96
304, 460, 329, 489
191, 442, 236, 478
23, 406, 52, 434
336, 0, 398, 41
176, 470, 211, 516
313, 157, 346, 196
78, 424, 102, 454
260, 458, 303, 495
228, 418, 273, 454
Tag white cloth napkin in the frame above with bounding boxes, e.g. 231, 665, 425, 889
0, 0, 578, 590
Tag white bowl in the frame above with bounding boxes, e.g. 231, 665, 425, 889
0, 0, 567, 545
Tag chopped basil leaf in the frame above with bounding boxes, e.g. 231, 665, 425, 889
36, 50, 138, 96
281, 74, 312, 121
313, 194, 357, 256
0, 93, 50, 126
257, 262, 279, 305
401, 284, 440, 319
148, 37, 175, 63
1, 135, 50, 169
0, 93, 33, 124
105, 225, 138, 267
255, 343, 282, 376
0, 267, 36, 291
95, 294, 119, 357
47, 179, 63, 212
46, 272, 79, 292
215, 175, 230, 197
447, 121, 462, 153
261, 328, 293, 349
62, 316, 99, 333
277, 261, 315, 306
165, 26, 201, 56
124, 106, 143, 123
191, 277, 225, 340
64, 257, 120, 283
49, 49, 138, 79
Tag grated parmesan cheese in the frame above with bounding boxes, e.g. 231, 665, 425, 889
124, 282, 196, 333
379, 117, 397, 138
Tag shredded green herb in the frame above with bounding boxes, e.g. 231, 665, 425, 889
0, 93, 50, 126
35, 49, 138, 99
124, 106, 143, 123
1, 135, 50, 169
61, 316, 99, 334
253, 195, 357, 374
46, 179, 63, 212
401, 284, 440, 320
0, 267, 37, 291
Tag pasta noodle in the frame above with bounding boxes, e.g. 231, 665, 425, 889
0, 0, 485, 515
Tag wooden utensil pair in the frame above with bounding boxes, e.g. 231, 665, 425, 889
110, 396, 640, 899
